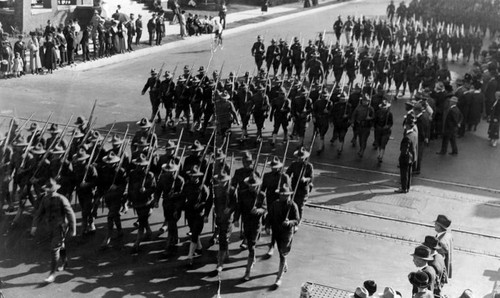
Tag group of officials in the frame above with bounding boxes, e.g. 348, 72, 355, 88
0, 109, 313, 287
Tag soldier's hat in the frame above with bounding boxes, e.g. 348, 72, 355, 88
220, 90, 230, 100
150, 68, 158, 75
111, 134, 124, 146
50, 144, 65, 155
293, 146, 310, 159
208, 79, 216, 87
164, 71, 172, 78
42, 178, 61, 192
321, 89, 329, 97
339, 92, 348, 101
190, 140, 205, 152
88, 130, 103, 142
214, 147, 226, 160
12, 135, 27, 147
278, 183, 294, 195
178, 75, 187, 82
136, 117, 152, 128
293, 36, 299, 42
215, 170, 231, 182
312, 51, 320, 58
434, 214, 451, 229
163, 139, 176, 150
70, 129, 85, 139
103, 151, 120, 164
244, 172, 261, 186
267, 156, 283, 169
30, 143, 46, 155
47, 123, 62, 134
242, 151, 253, 162
74, 147, 90, 161
192, 76, 201, 83
134, 136, 150, 148
379, 99, 391, 109
271, 38, 276, 44
187, 165, 204, 177
422, 235, 441, 250
75, 116, 87, 125
198, 66, 205, 73
350, 287, 369, 298
279, 38, 284, 44
162, 159, 179, 172
257, 35, 262, 40
27, 122, 39, 132
183, 65, 190, 72
133, 153, 149, 166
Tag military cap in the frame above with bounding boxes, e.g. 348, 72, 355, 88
133, 153, 149, 166
30, 143, 46, 155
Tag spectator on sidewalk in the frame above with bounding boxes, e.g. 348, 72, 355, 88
411, 246, 436, 295
13, 35, 26, 74
489, 91, 500, 147
147, 13, 157, 46
219, 5, 227, 29
80, 25, 90, 62
135, 14, 143, 45
409, 271, 433, 298
156, 12, 165, 45
434, 214, 453, 279
395, 112, 417, 193
179, 11, 187, 38
28, 33, 41, 74
126, 14, 136, 51
261, 0, 269, 14
437, 96, 462, 155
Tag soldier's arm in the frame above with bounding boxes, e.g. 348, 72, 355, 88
142, 79, 150, 94
288, 202, 300, 226
62, 196, 77, 235
31, 197, 46, 228
257, 192, 267, 214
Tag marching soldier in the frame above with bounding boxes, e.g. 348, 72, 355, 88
46, 124, 68, 150
286, 147, 313, 228
0, 134, 13, 215
392, 54, 406, 99
250, 86, 270, 142
182, 140, 208, 177
279, 40, 292, 80
261, 156, 291, 256
98, 151, 128, 249
360, 53, 375, 81
174, 76, 193, 131
235, 173, 267, 281
305, 51, 324, 84
351, 96, 374, 157
214, 90, 240, 139
312, 90, 331, 154
290, 37, 305, 80
128, 153, 157, 253
330, 92, 352, 155
344, 49, 357, 87
234, 82, 254, 142
71, 147, 98, 235
291, 87, 313, 146
333, 16, 343, 42
266, 39, 281, 76
159, 71, 176, 129
251, 35, 266, 71
26, 123, 45, 148
331, 47, 344, 84
270, 86, 291, 146
265, 183, 299, 288
212, 170, 238, 273
375, 52, 390, 89
29, 143, 51, 206
131, 118, 157, 152
183, 165, 211, 265
141, 68, 162, 123
154, 160, 185, 254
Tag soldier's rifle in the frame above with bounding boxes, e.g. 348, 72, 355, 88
56, 131, 76, 179
36, 112, 54, 143
111, 136, 130, 186
2, 117, 15, 159
226, 153, 234, 193
11, 113, 34, 140
141, 134, 157, 188
95, 121, 116, 161
166, 144, 186, 200
253, 139, 263, 172
275, 139, 290, 191
118, 125, 130, 157
254, 157, 268, 205
174, 128, 184, 157
231, 64, 242, 95
88, 99, 98, 128
80, 118, 98, 146
81, 138, 99, 184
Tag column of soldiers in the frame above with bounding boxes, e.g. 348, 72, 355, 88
0, 110, 315, 287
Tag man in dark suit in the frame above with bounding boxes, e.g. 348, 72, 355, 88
413, 100, 430, 175
147, 13, 157, 46
411, 245, 437, 295
396, 113, 417, 193
422, 236, 447, 297
135, 14, 143, 45
155, 12, 165, 45
80, 25, 90, 62
126, 14, 136, 51
437, 96, 462, 155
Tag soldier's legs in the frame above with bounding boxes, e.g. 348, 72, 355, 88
294, 64, 303, 79
216, 223, 231, 270
77, 192, 94, 234
255, 57, 263, 70
49, 226, 67, 277
150, 95, 161, 122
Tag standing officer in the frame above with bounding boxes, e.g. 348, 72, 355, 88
251, 35, 266, 70
286, 147, 313, 228
31, 179, 76, 284
142, 69, 162, 123
235, 173, 267, 281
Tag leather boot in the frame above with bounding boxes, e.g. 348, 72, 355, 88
243, 253, 255, 281
216, 249, 227, 273
274, 257, 286, 287
187, 241, 197, 265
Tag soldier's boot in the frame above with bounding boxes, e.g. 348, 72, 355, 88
114, 217, 123, 238
271, 134, 277, 146
337, 142, 344, 156
132, 228, 144, 253
243, 252, 256, 281
274, 256, 287, 287
187, 241, 198, 265
58, 247, 67, 271
378, 149, 385, 163
216, 249, 227, 273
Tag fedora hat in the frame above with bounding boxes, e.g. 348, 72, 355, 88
434, 214, 451, 229
43, 178, 61, 192
214, 148, 226, 160
136, 117, 152, 128
133, 153, 149, 166
244, 172, 261, 187
111, 134, 124, 146
293, 146, 310, 159
12, 135, 29, 147
163, 140, 176, 150
47, 123, 62, 134
27, 122, 39, 132
103, 151, 120, 164
422, 235, 441, 250
50, 144, 65, 155
408, 271, 430, 288
350, 287, 369, 298
30, 143, 46, 155
215, 171, 231, 182
267, 156, 283, 169
411, 245, 434, 261
278, 183, 294, 195
187, 165, 204, 177
162, 160, 179, 172
74, 147, 90, 161
190, 140, 205, 152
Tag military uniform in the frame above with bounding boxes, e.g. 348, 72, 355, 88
330, 96, 352, 154
142, 69, 162, 123
312, 91, 331, 154
351, 99, 374, 157
250, 87, 270, 140
251, 37, 265, 70
266, 40, 281, 75
270, 88, 291, 145
291, 90, 313, 145
285, 148, 313, 222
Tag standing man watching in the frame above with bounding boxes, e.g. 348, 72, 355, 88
135, 14, 143, 46
126, 14, 136, 51
147, 13, 157, 46
31, 179, 76, 284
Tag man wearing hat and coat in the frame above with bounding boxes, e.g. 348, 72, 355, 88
411, 245, 437, 295
434, 214, 453, 279
437, 96, 462, 155
212, 170, 238, 273
266, 183, 299, 287
142, 69, 162, 124
31, 178, 76, 283
286, 147, 313, 227
395, 113, 417, 193
413, 101, 430, 175
422, 235, 447, 296
261, 156, 291, 256
408, 271, 433, 298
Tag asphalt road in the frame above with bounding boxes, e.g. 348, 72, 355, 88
1, 0, 500, 297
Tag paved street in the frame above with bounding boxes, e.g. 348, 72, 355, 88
1, 0, 500, 297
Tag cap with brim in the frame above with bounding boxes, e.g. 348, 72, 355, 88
30, 143, 46, 155
103, 152, 120, 163
136, 118, 152, 128
48, 124, 62, 134
50, 145, 65, 155
293, 146, 310, 159
111, 135, 124, 146
13, 136, 29, 147
74, 148, 90, 161
190, 140, 204, 152
350, 287, 369, 298
27, 123, 39, 132
267, 156, 283, 169
133, 153, 149, 166
244, 173, 261, 186
71, 130, 85, 138
187, 165, 204, 177
220, 92, 230, 100
43, 178, 61, 191
162, 160, 179, 172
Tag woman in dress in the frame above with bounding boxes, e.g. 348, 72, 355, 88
27, 33, 42, 74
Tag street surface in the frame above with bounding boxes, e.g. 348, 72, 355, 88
1, 0, 500, 297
